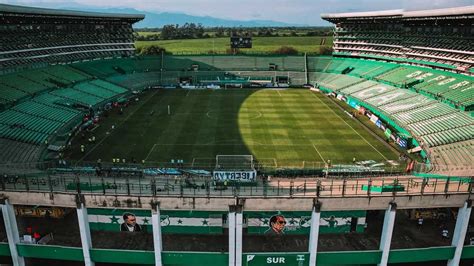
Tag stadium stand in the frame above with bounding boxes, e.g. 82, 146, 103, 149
0, 4, 144, 71
0, 138, 42, 163
322, 7, 474, 73
430, 139, 473, 175
0, 3, 144, 166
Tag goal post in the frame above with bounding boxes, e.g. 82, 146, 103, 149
213, 155, 256, 182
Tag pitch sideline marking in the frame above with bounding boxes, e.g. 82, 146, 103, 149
77, 89, 161, 162
277, 90, 282, 97
309, 92, 388, 161
312, 143, 326, 163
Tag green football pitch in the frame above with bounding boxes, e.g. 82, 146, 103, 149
69, 89, 399, 169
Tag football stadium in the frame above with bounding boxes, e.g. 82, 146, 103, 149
0, 2, 473, 266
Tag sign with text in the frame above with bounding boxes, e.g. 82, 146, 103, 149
245, 253, 308, 266
213, 170, 257, 182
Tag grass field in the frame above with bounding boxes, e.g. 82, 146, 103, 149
135, 36, 333, 54
69, 89, 398, 169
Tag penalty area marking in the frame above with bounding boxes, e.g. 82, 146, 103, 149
206, 110, 262, 120
309, 92, 389, 161
312, 143, 326, 163
145, 143, 157, 161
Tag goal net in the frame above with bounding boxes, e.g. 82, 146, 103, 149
215, 155, 254, 171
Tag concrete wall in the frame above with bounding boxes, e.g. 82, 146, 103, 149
1, 191, 471, 211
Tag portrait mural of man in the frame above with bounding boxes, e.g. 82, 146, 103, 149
265, 215, 286, 235
120, 212, 142, 232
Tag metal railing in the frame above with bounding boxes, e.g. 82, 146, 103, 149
0, 173, 471, 198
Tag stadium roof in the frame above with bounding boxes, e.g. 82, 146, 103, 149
321, 9, 403, 19
403, 6, 474, 18
0, 3, 145, 20
321, 6, 474, 20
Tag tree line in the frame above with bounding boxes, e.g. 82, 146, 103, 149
134, 25, 332, 41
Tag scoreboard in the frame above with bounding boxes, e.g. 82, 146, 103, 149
230, 36, 252, 48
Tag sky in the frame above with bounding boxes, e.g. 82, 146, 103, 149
0, 0, 472, 25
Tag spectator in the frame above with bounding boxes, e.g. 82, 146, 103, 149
417, 216, 424, 229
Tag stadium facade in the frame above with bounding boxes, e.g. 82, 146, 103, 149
0, 4, 472, 266
0, 4, 143, 72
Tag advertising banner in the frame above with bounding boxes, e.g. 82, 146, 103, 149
213, 170, 257, 182
396, 136, 408, 148
370, 114, 379, 124
375, 119, 382, 129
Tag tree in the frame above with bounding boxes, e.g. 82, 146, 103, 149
139, 45, 167, 55
319, 46, 333, 55
273, 46, 299, 55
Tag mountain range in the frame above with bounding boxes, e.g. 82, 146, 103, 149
67, 7, 307, 28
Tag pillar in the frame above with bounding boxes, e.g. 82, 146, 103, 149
228, 206, 236, 266
235, 206, 243, 266
308, 200, 321, 266
76, 202, 94, 266
151, 202, 163, 266
0, 199, 24, 266
447, 200, 472, 266
379, 202, 396, 266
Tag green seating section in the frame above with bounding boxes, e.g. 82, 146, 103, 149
42, 66, 92, 82
431, 139, 473, 167
51, 88, 103, 106
0, 110, 63, 134
364, 89, 418, 107
0, 138, 41, 163
375, 66, 473, 107
392, 104, 455, 124
0, 123, 49, 146
106, 72, 161, 90
74, 83, 117, 99
307, 57, 333, 72
422, 125, 473, 147
316, 70, 473, 148
309, 57, 397, 79
311, 72, 364, 91
0, 76, 128, 145
90, 80, 128, 94
72, 57, 162, 77
406, 112, 472, 136
379, 95, 436, 114
0, 65, 91, 106
12, 101, 80, 123
339, 80, 379, 94
0, 83, 29, 103
163, 55, 306, 72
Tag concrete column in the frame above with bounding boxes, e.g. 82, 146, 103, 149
448, 200, 472, 266
76, 203, 94, 266
235, 206, 243, 266
151, 202, 163, 266
228, 206, 236, 266
378, 202, 396, 266
308, 201, 321, 266
0, 199, 24, 266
